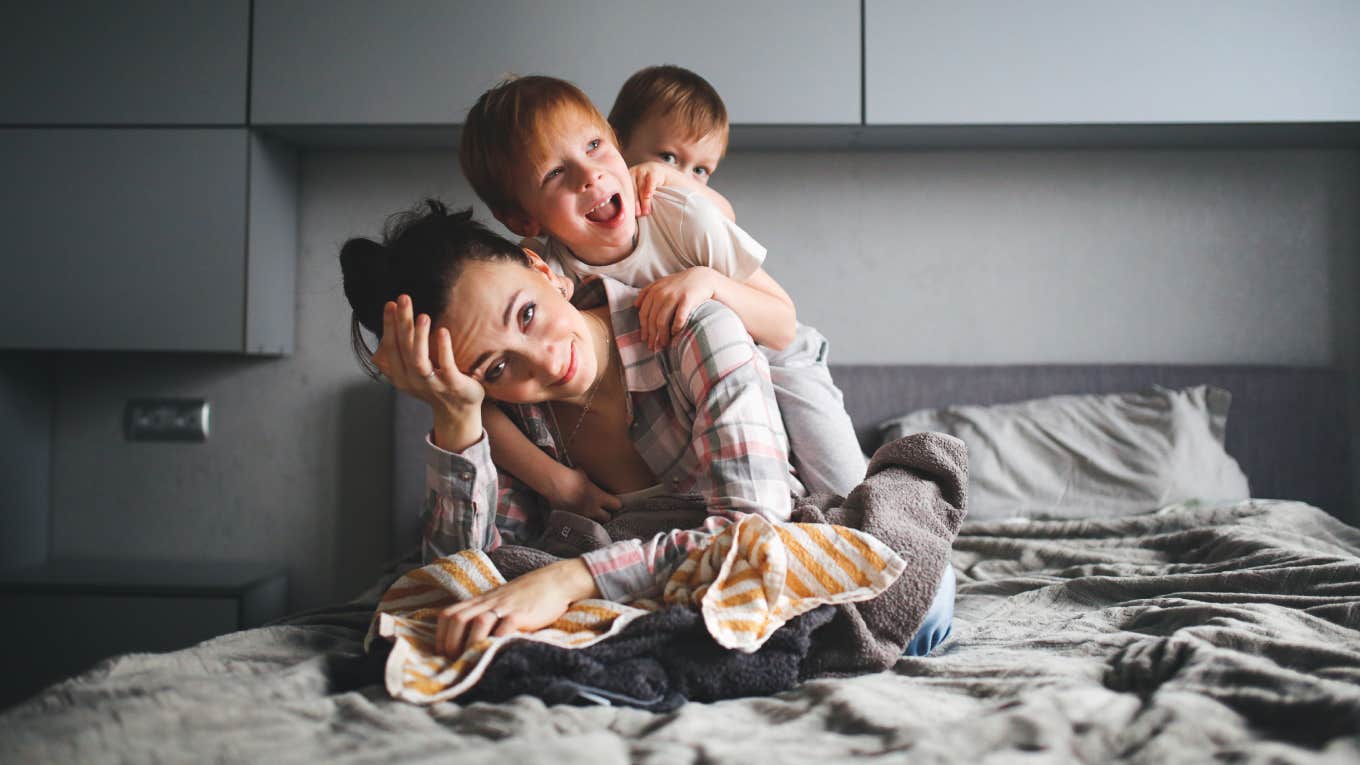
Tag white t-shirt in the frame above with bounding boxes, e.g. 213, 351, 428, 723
526, 185, 766, 288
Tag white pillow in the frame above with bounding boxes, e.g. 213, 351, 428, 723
879, 385, 1250, 520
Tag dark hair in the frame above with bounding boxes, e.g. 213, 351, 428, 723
338, 200, 529, 377
608, 65, 728, 155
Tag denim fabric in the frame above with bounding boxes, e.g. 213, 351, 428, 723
904, 565, 956, 657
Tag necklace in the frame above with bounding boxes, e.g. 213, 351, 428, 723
549, 310, 621, 466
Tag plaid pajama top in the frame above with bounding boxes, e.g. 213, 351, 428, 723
421, 277, 799, 602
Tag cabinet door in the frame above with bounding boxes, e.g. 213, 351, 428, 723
0, 593, 240, 707
0, 129, 248, 352
252, 0, 860, 126
866, 0, 1360, 125
0, 0, 249, 125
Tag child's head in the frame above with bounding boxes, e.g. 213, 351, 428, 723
460, 76, 636, 262
608, 65, 729, 185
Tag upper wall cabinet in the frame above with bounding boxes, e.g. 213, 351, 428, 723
0, 129, 297, 354
251, 0, 861, 126
866, 0, 1360, 125
0, 1, 249, 125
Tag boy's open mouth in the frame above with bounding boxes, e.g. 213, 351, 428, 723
584, 194, 623, 225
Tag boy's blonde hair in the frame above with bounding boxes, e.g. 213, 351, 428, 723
459, 76, 617, 214
608, 65, 729, 156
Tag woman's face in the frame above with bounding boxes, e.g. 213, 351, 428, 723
438, 255, 599, 405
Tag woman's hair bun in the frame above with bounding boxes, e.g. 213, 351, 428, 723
338, 198, 529, 378
339, 236, 391, 336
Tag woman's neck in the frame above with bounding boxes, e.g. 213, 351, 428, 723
589, 306, 622, 394
564, 306, 622, 409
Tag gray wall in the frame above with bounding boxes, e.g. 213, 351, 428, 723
42, 148, 1360, 610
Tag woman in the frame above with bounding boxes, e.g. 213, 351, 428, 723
341, 201, 953, 660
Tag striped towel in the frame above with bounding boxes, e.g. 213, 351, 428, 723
368, 515, 905, 704
665, 515, 906, 652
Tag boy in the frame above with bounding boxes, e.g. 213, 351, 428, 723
608, 65, 735, 220
458, 72, 865, 525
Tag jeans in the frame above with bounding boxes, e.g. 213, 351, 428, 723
904, 564, 956, 657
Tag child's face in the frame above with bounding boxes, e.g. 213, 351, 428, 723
510, 113, 637, 263
622, 113, 725, 185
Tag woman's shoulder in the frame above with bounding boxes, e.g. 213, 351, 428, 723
668, 300, 758, 374
680, 299, 746, 338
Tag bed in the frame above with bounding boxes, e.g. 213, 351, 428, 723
2, 364, 1356, 763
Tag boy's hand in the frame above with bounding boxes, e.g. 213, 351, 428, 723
631, 161, 682, 217
547, 467, 622, 523
636, 267, 720, 351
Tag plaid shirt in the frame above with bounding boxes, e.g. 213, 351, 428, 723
422, 277, 799, 602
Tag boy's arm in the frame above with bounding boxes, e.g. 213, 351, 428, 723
711, 267, 795, 349
632, 162, 735, 222
483, 402, 620, 522
637, 265, 796, 351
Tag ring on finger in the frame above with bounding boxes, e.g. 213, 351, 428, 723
423, 369, 437, 379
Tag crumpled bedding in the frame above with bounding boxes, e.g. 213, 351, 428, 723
461, 604, 837, 712
3, 499, 1358, 764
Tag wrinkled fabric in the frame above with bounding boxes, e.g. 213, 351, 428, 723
463, 605, 836, 712
6, 500, 1360, 764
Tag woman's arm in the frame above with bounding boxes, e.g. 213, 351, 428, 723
376, 296, 605, 657
372, 295, 552, 559
434, 555, 599, 658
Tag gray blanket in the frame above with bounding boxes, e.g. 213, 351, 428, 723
3, 499, 1358, 763
491, 431, 968, 680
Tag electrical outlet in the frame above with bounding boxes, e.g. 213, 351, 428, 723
124, 399, 210, 442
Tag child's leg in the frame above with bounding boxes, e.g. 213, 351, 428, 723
903, 564, 956, 657
763, 323, 867, 497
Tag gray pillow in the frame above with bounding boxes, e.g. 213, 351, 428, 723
879, 385, 1250, 521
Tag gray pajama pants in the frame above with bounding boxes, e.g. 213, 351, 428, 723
762, 323, 868, 498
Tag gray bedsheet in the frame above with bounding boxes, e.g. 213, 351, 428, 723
3, 499, 1358, 764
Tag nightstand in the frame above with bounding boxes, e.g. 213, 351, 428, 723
0, 559, 287, 709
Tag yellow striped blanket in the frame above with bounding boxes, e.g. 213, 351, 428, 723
367, 514, 906, 704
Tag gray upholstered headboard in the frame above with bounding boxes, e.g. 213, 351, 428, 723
391, 364, 1353, 555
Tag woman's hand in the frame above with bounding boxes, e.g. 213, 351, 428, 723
547, 466, 623, 523
636, 267, 720, 351
373, 295, 485, 450
435, 558, 600, 658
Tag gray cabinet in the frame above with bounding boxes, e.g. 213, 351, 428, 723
0, 0, 250, 125
0, 129, 297, 354
0, 560, 287, 709
866, 0, 1360, 125
251, 0, 861, 126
